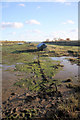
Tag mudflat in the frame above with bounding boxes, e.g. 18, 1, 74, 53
2, 42, 80, 119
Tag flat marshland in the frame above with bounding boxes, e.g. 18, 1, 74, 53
1, 42, 80, 120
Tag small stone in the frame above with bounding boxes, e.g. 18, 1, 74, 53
52, 101, 55, 105
49, 99, 52, 102
26, 93, 30, 96
41, 99, 45, 104
46, 104, 52, 108
36, 97, 40, 102
16, 107, 19, 112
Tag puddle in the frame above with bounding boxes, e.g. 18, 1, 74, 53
0, 63, 24, 71
0, 64, 15, 70
50, 56, 79, 83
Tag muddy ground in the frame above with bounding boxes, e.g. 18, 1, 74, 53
1, 43, 80, 119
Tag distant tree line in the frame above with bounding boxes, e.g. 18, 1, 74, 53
0, 40, 26, 44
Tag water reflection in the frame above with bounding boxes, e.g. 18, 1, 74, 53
0, 63, 23, 71
50, 56, 79, 83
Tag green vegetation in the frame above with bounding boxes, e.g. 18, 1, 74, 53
14, 56, 62, 92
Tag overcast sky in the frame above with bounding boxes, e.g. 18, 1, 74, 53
0, 1, 78, 42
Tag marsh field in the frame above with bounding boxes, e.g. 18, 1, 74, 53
1, 42, 80, 120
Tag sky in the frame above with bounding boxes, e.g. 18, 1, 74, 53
0, 1, 78, 42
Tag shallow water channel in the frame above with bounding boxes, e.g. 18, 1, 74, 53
0, 63, 24, 71
50, 56, 79, 84
0, 57, 79, 84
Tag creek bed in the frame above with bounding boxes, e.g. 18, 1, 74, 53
50, 56, 79, 84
